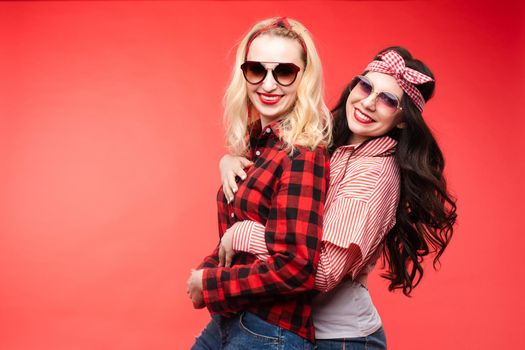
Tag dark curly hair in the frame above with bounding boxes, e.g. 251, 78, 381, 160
328, 46, 457, 296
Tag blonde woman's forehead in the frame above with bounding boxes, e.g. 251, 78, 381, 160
246, 35, 304, 66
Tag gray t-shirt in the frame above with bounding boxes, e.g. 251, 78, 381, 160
313, 278, 382, 339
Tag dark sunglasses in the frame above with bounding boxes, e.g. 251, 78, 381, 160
240, 61, 301, 86
350, 75, 403, 115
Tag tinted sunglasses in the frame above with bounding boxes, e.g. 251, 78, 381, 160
350, 75, 403, 115
240, 61, 301, 86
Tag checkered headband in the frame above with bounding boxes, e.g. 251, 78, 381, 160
245, 17, 308, 60
365, 50, 434, 112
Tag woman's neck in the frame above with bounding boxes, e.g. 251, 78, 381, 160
347, 134, 370, 146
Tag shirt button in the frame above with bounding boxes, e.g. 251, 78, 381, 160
231, 212, 235, 218
265, 127, 271, 134
255, 150, 261, 156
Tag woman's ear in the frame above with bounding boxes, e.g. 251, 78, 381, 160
396, 121, 407, 129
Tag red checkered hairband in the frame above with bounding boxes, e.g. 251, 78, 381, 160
365, 50, 434, 112
245, 17, 308, 60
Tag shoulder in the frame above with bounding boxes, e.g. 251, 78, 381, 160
275, 145, 329, 185
339, 154, 399, 200
280, 145, 329, 169
287, 144, 328, 160
348, 152, 398, 180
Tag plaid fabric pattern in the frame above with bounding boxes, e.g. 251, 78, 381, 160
197, 120, 329, 341
365, 50, 434, 112
230, 137, 400, 292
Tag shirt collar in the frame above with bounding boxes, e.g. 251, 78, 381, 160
249, 119, 282, 139
338, 136, 398, 157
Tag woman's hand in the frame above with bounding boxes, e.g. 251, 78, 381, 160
219, 155, 253, 203
187, 269, 205, 309
218, 228, 235, 268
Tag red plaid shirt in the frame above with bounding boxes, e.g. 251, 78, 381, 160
197, 120, 329, 341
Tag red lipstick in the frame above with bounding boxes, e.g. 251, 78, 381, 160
258, 93, 282, 105
353, 108, 375, 124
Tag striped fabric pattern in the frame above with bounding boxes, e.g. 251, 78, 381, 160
231, 136, 400, 292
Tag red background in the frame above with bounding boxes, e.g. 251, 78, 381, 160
1, 1, 524, 349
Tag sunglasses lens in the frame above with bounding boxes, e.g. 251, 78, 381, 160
273, 63, 299, 86
355, 76, 373, 97
242, 62, 266, 84
378, 92, 400, 114
351, 75, 400, 115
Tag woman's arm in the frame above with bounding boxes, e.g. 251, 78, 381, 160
224, 159, 400, 293
201, 147, 329, 313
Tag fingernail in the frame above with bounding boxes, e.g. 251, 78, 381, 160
241, 175, 246, 180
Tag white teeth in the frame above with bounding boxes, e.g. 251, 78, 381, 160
356, 109, 374, 122
261, 94, 279, 101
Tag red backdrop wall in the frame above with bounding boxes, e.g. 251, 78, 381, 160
1, 1, 524, 349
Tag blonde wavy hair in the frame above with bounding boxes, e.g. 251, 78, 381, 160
223, 17, 332, 156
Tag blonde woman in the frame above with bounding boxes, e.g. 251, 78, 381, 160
187, 17, 332, 349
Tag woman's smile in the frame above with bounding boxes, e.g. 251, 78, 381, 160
258, 92, 283, 105
353, 107, 376, 124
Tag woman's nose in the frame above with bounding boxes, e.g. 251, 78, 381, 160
261, 70, 277, 91
360, 92, 378, 111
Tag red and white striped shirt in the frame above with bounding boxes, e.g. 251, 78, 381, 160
231, 136, 400, 292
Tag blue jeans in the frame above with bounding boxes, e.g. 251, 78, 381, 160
191, 312, 315, 350
314, 327, 386, 350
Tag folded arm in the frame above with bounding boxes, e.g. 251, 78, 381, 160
230, 160, 400, 292
202, 148, 328, 313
